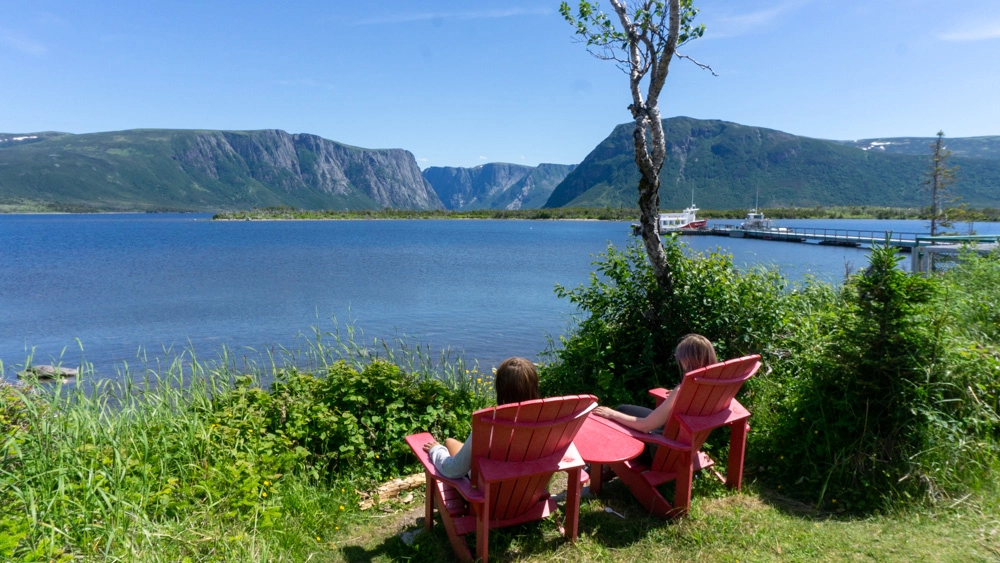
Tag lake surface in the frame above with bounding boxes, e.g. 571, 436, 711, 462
2, 214, 998, 380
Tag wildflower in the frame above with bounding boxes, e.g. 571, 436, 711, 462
800, 417, 805, 422
375, 454, 379, 459
335, 526, 340, 530
831, 499, 837, 503
263, 480, 270, 486
339, 505, 345, 510
341, 488, 345, 493
316, 536, 321, 541
262, 492, 268, 498
248, 429, 253, 433
779, 455, 784, 460
814, 430, 818, 434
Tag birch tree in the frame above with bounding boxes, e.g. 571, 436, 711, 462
560, 0, 710, 293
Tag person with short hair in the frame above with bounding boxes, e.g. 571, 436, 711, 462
423, 356, 540, 479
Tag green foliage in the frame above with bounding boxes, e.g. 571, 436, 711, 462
209, 360, 488, 481
540, 238, 785, 405
758, 244, 1000, 511
0, 333, 490, 559
213, 206, 640, 221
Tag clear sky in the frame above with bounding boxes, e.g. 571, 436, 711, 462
3, 1, 999, 169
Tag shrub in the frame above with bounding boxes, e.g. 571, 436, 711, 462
757, 244, 1000, 510
209, 360, 489, 481
540, 237, 786, 406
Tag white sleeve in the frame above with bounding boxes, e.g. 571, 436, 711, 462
428, 434, 473, 479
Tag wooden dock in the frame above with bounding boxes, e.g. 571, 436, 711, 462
673, 225, 1000, 273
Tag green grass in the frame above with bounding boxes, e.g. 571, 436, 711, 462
336, 479, 1000, 562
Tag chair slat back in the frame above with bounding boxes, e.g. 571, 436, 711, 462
651, 355, 760, 471
470, 395, 597, 521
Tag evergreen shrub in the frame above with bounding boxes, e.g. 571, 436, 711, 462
758, 244, 1000, 511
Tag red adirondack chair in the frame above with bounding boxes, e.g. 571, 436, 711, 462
405, 395, 597, 563
607, 354, 760, 517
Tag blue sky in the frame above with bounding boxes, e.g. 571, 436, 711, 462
3, 1, 999, 169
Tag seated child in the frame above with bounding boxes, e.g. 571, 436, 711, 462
593, 334, 717, 458
422, 356, 540, 479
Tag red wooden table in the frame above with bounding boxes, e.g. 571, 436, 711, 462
573, 413, 645, 495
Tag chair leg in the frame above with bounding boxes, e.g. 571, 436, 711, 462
727, 421, 749, 490
434, 482, 473, 562
476, 482, 491, 563
424, 471, 434, 531
564, 468, 581, 541
589, 462, 604, 495
671, 452, 693, 518
610, 461, 672, 517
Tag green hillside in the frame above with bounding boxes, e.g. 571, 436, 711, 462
545, 117, 1000, 210
0, 129, 441, 212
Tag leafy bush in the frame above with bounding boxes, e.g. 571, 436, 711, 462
540, 238, 785, 406
758, 244, 1000, 510
209, 360, 489, 481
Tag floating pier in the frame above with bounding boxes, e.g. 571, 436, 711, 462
674, 225, 1000, 273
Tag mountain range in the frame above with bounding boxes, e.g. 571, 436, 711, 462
0, 129, 441, 211
422, 162, 575, 210
2, 118, 998, 212
545, 117, 1000, 210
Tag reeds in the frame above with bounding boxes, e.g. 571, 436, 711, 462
0, 321, 485, 560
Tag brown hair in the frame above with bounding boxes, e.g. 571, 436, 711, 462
494, 357, 540, 405
675, 334, 717, 374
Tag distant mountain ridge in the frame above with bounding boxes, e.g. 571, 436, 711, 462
3, 120, 999, 213
422, 162, 575, 210
545, 117, 1000, 210
0, 129, 442, 211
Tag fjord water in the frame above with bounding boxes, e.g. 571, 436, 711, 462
2, 214, 998, 381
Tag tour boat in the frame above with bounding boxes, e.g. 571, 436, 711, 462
658, 204, 707, 232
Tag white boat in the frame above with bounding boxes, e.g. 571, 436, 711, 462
658, 205, 707, 232
740, 209, 773, 230
741, 209, 792, 233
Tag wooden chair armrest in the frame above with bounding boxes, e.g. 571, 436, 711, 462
586, 416, 692, 451
477, 444, 585, 484
675, 400, 751, 434
404, 432, 483, 502
629, 431, 693, 452
648, 387, 671, 407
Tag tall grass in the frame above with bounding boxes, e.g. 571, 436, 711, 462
0, 325, 489, 560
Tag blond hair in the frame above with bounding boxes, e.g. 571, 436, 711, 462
675, 334, 717, 374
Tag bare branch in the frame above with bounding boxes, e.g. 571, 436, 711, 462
674, 53, 717, 76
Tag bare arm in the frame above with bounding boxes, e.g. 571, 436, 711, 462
594, 387, 678, 433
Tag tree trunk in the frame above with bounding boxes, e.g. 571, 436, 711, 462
637, 173, 672, 295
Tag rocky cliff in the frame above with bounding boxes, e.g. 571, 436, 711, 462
423, 162, 575, 210
0, 129, 442, 211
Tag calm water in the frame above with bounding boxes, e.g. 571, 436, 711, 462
2, 214, 997, 380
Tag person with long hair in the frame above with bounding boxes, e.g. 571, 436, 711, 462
422, 356, 540, 479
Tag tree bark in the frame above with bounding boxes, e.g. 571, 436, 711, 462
609, 0, 682, 295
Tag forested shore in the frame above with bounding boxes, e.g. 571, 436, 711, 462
212, 205, 1000, 222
